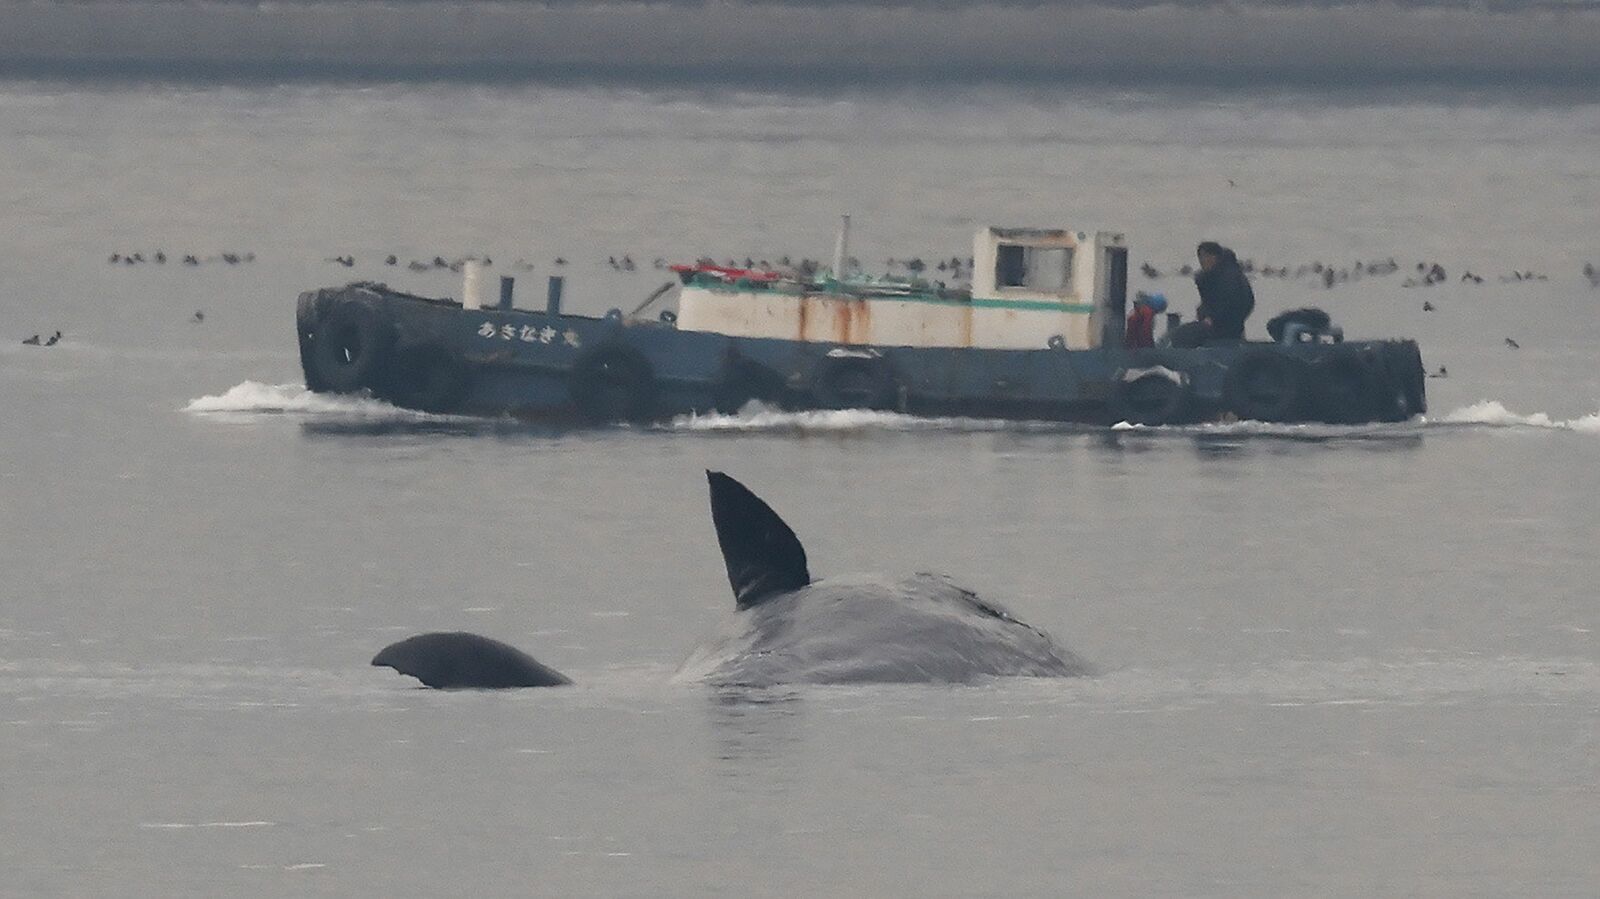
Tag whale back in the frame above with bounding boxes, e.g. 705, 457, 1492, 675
707, 470, 811, 609
676, 573, 1088, 686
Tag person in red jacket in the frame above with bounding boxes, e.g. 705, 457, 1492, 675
1125, 292, 1167, 348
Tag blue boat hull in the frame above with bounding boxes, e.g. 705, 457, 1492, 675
296, 283, 1425, 426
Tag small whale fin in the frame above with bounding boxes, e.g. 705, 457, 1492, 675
371, 632, 570, 689
707, 471, 811, 609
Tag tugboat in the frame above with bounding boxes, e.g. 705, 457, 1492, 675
294, 223, 1424, 425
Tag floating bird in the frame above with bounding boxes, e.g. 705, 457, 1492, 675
385, 255, 397, 266
1140, 262, 1160, 278
154, 251, 166, 264
407, 260, 429, 272
22, 334, 40, 345
44, 333, 59, 346
1504, 337, 1520, 349
1585, 262, 1598, 288
108, 253, 121, 264
1422, 301, 1435, 312
191, 311, 205, 323
183, 255, 200, 266
554, 257, 567, 266
1427, 366, 1448, 379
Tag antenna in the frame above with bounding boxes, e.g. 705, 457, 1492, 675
832, 214, 851, 280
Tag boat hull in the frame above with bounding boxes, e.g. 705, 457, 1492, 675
295, 282, 1425, 426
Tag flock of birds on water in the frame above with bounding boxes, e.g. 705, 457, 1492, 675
20, 251, 1599, 349
1138, 258, 1566, 291
93, 247, 1600, 292
106, 251, 255, 267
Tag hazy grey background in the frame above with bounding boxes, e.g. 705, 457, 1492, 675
2, 0, 1600, 83
2, 69, 1598, 899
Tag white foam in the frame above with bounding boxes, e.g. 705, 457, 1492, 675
666, 402, 1043, 434
184, 385, 1600, 436
183, 381, 435, 420
670, 404, 1414, 438
1434, 400, 1600, 433
1161, 419, 1409, 438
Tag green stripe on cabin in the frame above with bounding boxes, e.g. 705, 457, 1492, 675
968, 296, 1096, 314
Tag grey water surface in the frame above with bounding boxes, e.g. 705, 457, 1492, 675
2, 80, 1598, 896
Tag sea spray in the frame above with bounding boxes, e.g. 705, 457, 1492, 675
1437, 400, 1600, 433
184, 380, 428, 419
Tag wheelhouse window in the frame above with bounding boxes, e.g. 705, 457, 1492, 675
995, 244, 1073, 292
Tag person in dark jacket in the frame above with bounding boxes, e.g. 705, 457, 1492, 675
1170, 241, 1255, 347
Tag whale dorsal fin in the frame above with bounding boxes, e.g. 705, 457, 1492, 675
707, 471, 811, 609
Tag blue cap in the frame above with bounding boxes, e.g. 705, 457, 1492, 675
1136, 292, 1168, 313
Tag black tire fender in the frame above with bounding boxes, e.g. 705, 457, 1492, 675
1385, 341, 1427, 419
568, 344, 658, 423
1310, 348, 1380, 423
1108, 367, 1191, 426
309, 302, 393, 394
811, 355, 900, 411
380, 343, 470, 414
1224, 351, 1306, 422
297, 289, 340, 392
713, 355, 789, 414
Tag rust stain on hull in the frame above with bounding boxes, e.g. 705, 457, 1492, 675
833, 299, 870, 344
